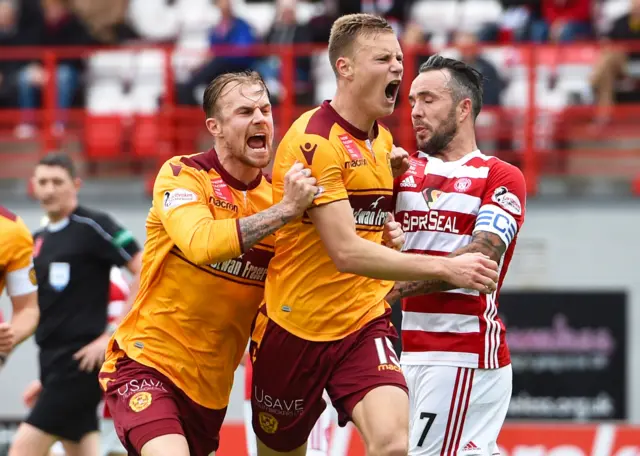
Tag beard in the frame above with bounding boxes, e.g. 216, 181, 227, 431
417, 107, 458, 157
216, 136, 272, 169
241, 148, 272, 169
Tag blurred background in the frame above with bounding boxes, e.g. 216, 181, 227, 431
0, 0, 639, 454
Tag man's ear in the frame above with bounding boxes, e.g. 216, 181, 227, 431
206, 116, 222, 138
335, 56, 355, 80
458, 98, 472, 123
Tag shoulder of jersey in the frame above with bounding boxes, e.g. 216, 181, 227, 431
159, 153, 211, 178
281, 107, 339, 166
0, 205, 18, 223
73, 205, 112, 223
0, 206, 30, 238
478, 153, 525, 179
287, 107, 336, 144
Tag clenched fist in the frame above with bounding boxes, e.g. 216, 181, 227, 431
281, 162, 319, 216
382, 213, 405, 251
390, 146, 410, 178
0, 322, 15, 354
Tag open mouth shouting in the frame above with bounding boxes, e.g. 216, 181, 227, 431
385, 80, 401, 103
246, 133, 268, 152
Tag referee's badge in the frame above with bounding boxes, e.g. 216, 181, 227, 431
49, 262, 70, 291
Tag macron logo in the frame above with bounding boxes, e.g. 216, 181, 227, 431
400, 175, 417, 188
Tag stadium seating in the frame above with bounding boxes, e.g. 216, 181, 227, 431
81, 0, 635, 116
0, 0, 638, 189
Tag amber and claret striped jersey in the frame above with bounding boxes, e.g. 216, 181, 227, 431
0, 206, 37, 307
101, 149, 274, 410
394, 150, 526, 369
265, 101, 395, 342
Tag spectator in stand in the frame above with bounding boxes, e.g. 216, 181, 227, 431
590, 0, 640, 124
401, 28, 504, 107
477, 0, 541, 42
176, 0, 257, 106
15, 0, 95, 139
0, 0, 19, 108
529, 0, 593, 42
381, 0, 416, 36
0, 0, 46, 108
455, 31, 504, 107
401, 20, 432, 69
307, 0, 361, 44
254, 0, 311, 104
70, 0, 137, 45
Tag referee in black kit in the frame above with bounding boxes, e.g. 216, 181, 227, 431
9, 153, 142, 456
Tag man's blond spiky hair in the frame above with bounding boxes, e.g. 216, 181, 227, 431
202, 70, 268, 118
328, 13, 394, 76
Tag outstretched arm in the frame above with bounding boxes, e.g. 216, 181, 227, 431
308, 201, 498, 292
386, 231, 506, 302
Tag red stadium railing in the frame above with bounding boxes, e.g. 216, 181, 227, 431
1, 42, 640, 196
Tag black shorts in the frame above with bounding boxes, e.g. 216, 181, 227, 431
26, 347, 102, 442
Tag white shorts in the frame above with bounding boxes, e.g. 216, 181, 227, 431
404, 364, 512, 456
49, 420, 125, 456
244, 399, 332, 456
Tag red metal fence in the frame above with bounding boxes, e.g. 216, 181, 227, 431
1, 42, 639, 195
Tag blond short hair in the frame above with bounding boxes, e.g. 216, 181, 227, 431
202, 71, 269, 118
328, 13, 394, 75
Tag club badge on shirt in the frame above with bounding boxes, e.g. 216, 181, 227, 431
49, 262, 70, 292
491, 186, 522, 215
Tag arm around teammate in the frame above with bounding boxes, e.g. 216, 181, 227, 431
154, 159, 317, 267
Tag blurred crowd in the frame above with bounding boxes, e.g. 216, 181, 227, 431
0, 0, 639, 138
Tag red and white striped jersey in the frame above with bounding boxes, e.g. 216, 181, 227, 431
107, 267, 129, 327
103, 267, 130, 419
393, 150, 526, 369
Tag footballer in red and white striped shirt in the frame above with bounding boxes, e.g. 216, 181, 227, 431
390, 56, 526, 456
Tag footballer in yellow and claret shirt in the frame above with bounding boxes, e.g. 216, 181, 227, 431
102, 149, 274, 410
264, 100, 395, 341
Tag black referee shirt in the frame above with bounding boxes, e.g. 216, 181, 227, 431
32, 206, 140, 356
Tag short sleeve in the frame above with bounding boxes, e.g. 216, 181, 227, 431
7, 219, 33, 273
89, 212, 141, 267
473, 163, 526, 248
285, 135, 347, 207
5, 219, 37, 297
